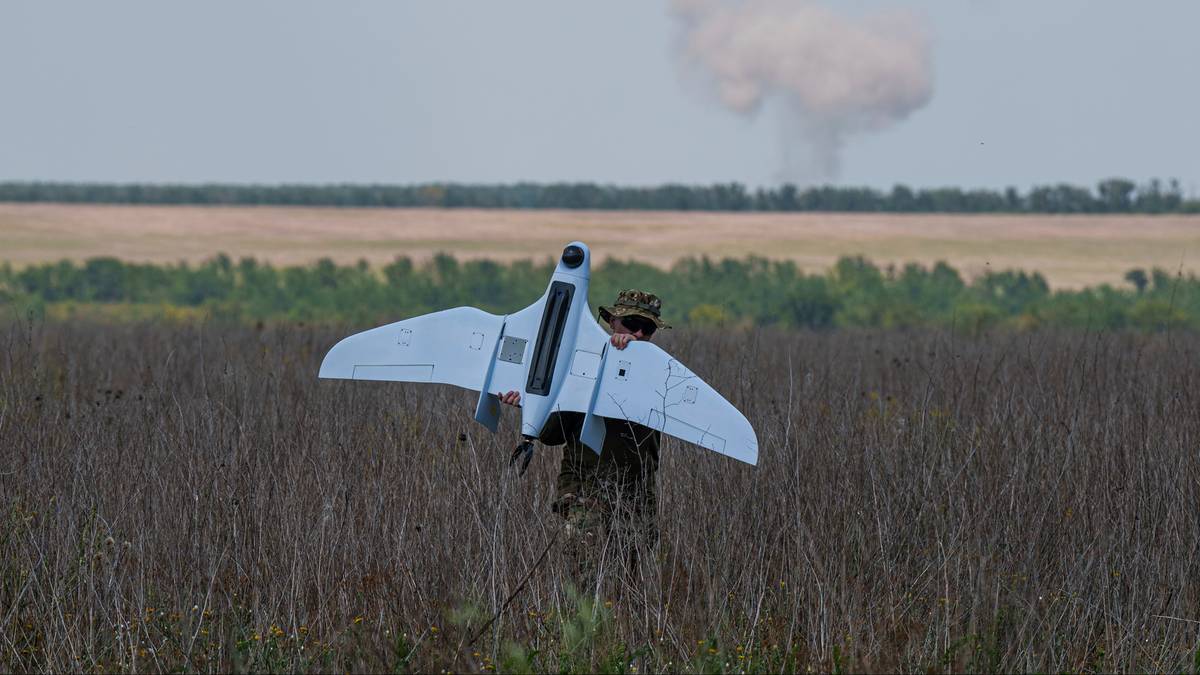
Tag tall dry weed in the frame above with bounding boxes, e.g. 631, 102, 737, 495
1, 318, 1197, 672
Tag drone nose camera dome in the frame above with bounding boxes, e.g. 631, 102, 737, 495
561, 245, 584, 268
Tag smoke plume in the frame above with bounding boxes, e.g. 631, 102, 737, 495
671, 0, 933, 182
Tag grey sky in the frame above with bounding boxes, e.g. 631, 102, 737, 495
1, 0, 1198, 191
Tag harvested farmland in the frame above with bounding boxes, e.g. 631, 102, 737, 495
2, 203, 1199, 288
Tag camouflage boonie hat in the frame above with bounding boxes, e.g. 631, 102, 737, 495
598, 289, 672, 330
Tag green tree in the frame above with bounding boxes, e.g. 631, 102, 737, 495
1124, 269, 1148, 294
1098, 178, 1136, 212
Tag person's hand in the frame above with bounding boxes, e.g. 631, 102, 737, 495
499, 390, 521, 407
610, 333, 635, 350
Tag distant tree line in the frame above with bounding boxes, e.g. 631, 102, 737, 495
2, 254, 1196, 332
1, 178, 1198, 213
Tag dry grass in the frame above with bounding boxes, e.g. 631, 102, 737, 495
1, 318, 1199, 672
2, 203, 1198, 288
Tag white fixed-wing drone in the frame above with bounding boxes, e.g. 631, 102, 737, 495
318, 242, 758, 467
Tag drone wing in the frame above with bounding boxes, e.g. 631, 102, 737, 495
318, 307, 505, 391
562, 319, 759, 465
594, 341, 758, 465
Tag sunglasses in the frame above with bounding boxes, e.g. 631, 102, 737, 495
619, 316, 657, 336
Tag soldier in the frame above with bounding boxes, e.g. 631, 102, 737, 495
499, 289, 670, 572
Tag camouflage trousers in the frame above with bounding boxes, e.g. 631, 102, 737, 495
552, 482, 657, 590
547, 422, 660, 590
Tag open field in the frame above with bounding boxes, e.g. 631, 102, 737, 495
2, 319, 1198, 672
1, 203, 1198, 288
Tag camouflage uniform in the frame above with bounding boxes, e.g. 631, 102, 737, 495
539, 412, 660, 541
539, 290, 670, 580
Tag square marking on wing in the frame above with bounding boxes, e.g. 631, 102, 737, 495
398, 328, 412, 346
570, 350, 602, 378
498, 336, 527, 364
683, 385, 698, 404
469, 331, 485, 350
615, 360, 631, 381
